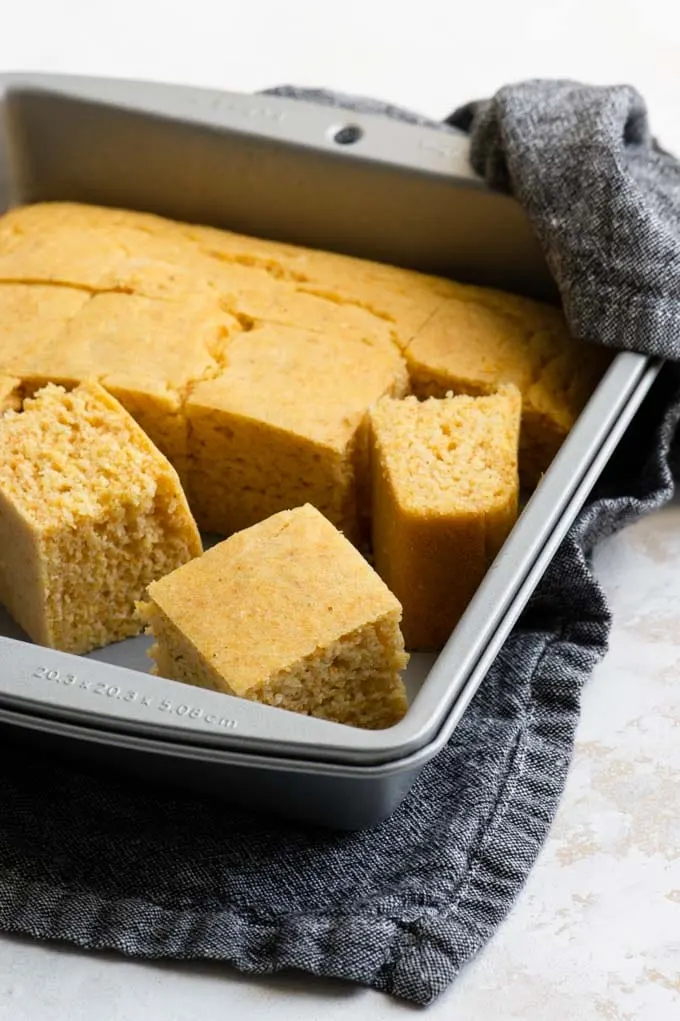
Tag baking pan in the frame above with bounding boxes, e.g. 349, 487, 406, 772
0, 73, 659, 827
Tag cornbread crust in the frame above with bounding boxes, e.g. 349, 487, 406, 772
0, 382, 202, 654
142, 504, 409, 730
369, 387, 521, 651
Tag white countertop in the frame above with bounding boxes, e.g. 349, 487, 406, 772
1, 1, 680, 1017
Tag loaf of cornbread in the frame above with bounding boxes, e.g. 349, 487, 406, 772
369, 388, 521, 650
0, 382, 202, 654
0, 201, 607, 538
141, 504, 409, 729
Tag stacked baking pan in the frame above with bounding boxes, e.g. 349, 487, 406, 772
0, 73, 657, 828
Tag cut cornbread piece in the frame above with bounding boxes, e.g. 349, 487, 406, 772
0, 376, 22, 413
0, 382, 202, 654
142, 504, 409, 729
406, 295, 610, 487
186, 324, 409, 540
369, 388, 521, 651
0, 283, 92, 375
20, 292, 239, 473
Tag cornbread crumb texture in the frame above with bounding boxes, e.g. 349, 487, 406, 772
406, 293, 611, 486
0, 382, 201, 654
143, 504, 409, 730
369, 388, 521, 650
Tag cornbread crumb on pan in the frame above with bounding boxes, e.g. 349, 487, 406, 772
406, 293, 611, 487
0, 382, 202, 654
369, 387, 521, 651
186, 324, 409, 541
141, 504, 409, 730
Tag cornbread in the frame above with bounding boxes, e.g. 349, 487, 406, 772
0, 201, 607, 540
406, 294, 611, 486
141, 504, 409, 729
0, 382, 202, 654
186, 324, 408, 539
21, 292, 239, 476
369, 387, 521, 650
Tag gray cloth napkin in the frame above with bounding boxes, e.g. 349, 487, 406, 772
1, 81, 679, 1006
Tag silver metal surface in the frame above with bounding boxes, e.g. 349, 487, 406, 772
0, 74, 658, 825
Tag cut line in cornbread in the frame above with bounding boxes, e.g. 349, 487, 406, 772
141, 504, 409, 730
186, 324, 409, 541
369, 387, 521, 651
406, 294, 611, 487
0, 382, 202, 654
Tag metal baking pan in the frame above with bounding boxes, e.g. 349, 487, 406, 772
0, 73, 659, 828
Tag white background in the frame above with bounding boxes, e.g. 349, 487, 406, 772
1, 1, 680, 1018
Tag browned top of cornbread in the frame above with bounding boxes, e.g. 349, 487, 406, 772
187, 324, 408, 451
370, 387, 521, 514
146, 504, 404, 694
0, 381, 202, 537
0, 284, 91, 375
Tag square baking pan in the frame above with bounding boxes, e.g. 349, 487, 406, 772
0, 73, 659, 828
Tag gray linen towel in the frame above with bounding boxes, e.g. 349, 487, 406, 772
1, 81, 679, 1006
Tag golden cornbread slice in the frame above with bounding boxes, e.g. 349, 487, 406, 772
186, 324, 409, 540
406, 295, 610, 486
0, 382, 202, 654
369, 388, 521, 651
21, 292, 239, 474
142, 504, 409, 729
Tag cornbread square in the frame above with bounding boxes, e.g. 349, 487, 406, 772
186, 324, 409, 540
406, 294, 610, 486
21, 292, 239, 474
142, 504, 409, 729
369, 387, 521, 651
0, 382, 202, 654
